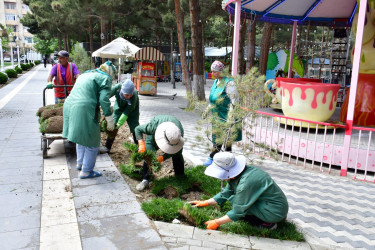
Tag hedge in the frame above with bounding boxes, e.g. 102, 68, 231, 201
5, 69, 17, 78
0, 72, 8, 84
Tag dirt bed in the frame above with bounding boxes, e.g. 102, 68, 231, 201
101, 125, 201, 204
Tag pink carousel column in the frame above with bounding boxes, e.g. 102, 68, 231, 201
341, 0, 367, 176
288, 21, 297, 78
231, 0, 241, 76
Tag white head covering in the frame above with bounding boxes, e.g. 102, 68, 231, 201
100, 61, 117, 81
204, 152, 246, 180
154, 122, 184, 154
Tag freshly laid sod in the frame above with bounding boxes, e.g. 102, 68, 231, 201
122, 147, 305, 242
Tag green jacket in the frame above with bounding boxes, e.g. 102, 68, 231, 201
213, 165, 289, 223
63, 71, 112, 147
209, 77, 242, 143
135, 115, 184, 160
110, 83, 140, 133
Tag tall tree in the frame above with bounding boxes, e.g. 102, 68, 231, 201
238, 17, 246, 74
246, 20, 256, 70
259, 22, 272, 74
174, 0, 192, 92
189, 0, 205, 100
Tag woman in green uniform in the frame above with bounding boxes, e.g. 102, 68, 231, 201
63, 61, 116, 179
203, 60, 241, 166
135, 115, 185, 191
190, 152, 288, 230
99, 79, 140, 153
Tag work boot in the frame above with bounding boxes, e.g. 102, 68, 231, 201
99, 137, 115, 154
202, 157, 213, 167
136, 180, 150, 191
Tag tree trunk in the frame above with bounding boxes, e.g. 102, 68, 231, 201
238, 18, 246, 75
246, 20, 256, 70
88, 14, 94, 66
174, 0, 192, 92
201, 20, 206, 84
259, 23, 272, 75
170, 30, 175, 88
189, 0, 205, 101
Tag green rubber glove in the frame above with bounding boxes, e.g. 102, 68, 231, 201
46, 82, 54, 89
116, 114, 128, 129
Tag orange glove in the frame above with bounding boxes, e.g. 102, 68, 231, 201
157, 156, 164, 163
204, 220, 219, 230
138, 140, 146, 153
189, 200, 209, 207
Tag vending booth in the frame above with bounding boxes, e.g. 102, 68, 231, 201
133, 47, 165, 95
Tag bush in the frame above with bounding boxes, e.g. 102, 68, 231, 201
29, 62, 34, 68
34, 60, 40, 65
5, 69, 17, 78
70, 42, 92, 73
15, 66, 22, 74
0, 72, 8, 84
20, 63, 29, 71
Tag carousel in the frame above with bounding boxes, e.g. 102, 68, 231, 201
224, 0, 375, 181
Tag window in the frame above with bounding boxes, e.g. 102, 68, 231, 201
5, 2, 16, 9
11, 25, 17, 32
22, 4, 30, 10
25, 37, 33, 43
5, 14, 17, 21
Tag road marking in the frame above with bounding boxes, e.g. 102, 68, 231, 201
0, 67, 41, 110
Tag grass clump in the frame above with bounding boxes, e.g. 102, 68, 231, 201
142, 198, 184, 221
151, 165, 221, 197
118, 142, 162, 179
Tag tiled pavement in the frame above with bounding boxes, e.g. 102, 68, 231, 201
1, 66, 375, 249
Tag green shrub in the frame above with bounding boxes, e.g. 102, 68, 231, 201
70, 42, 92, 72
5, 69, 17, 78
15, 66, 22, 74
34, 60, 40, 65
20, 63, 29, 71
0, 72, 8, 84
29, 62, 34, 68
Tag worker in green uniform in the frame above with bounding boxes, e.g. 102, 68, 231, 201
99, 79, 139, 153
63, 61, 116, 179
135, 115, 185, 191
203, 60, 242, 166
190, 152, 288, 230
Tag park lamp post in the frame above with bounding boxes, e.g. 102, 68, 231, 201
15, 37, 20, 68
172, 50, 177, 89
0, 28, 8, 72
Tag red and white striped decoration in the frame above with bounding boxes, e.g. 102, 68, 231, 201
134, 47, 165, 61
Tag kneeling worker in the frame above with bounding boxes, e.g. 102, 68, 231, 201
135, 115, 185, 191
190, 152, 288, 230
99, 79, 139, 153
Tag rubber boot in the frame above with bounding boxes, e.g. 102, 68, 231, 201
99, 137, 115, 154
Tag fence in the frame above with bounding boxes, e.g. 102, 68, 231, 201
242, 110, 375, 183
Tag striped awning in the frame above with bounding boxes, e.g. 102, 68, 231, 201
134, 47, 165, 61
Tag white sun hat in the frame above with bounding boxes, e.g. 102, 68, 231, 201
204, 152, 246, 180
155, 122, 184, 154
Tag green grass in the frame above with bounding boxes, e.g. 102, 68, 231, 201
121, 157, 304, 242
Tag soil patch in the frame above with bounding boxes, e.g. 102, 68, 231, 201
102, 125, 203, 204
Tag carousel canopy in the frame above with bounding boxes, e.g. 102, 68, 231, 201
224, 0, 358, 26
134, 47, 165, 61
92, 37, 140, 58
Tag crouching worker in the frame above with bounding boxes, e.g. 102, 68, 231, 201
190, 152, 288, 230
135, 115, 185, 191
99, 79, 139, 153
63, 61, 116, 179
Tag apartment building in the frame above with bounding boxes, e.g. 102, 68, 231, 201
0, 0, 34, 54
